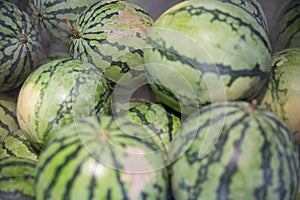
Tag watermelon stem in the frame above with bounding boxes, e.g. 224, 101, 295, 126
249, 99, 258, 113
19, 34, 28, 43
62, 18, 82, 38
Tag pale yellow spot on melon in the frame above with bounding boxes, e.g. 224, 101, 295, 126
104, 4, 151, 40
282, 96, 300, 133
121, 147, 156, 200
17, 83, 40, 139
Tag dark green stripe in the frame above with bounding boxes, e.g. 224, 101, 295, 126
277, 13, 300, 39
167, 5, 271, 53
110, 147, 129, 199
253, 117, 272, 198
62, 155, 90, 200
44, 145, 82, 199
35, 134, 80, 182
78, 1, 119, 28
216, 123, 248, 199
147, 36, 268, 87
0, 191, 35, 200
0, 159, 36, 171
280, 2, 300, 17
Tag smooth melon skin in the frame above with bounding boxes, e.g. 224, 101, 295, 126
143, 0, 272, 114
16, 58, 112, 151
169, 101, 300, 200
259, 47, 300, 145
35, 115, 169, 200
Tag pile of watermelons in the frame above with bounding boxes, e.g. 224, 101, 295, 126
0, 0, 300, 199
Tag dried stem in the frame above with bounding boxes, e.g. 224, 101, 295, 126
249, 99, 258, 113
62, 18, 82, 38
19, 34, 28, 43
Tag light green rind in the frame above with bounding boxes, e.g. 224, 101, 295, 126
0, 129, 39, 160
144, 0, 272, 114
169, 101, 300, 200
16, 58, 112, 151
259, 47, 300, 135
35, 115, 168, 200
0, 92, 19, 141
119, 102, 180, 155
0, 156, 36, 200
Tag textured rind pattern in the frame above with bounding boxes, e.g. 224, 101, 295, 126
0, 157, 36, 200
144, 0, 272, 114
16, 58, 112, 151
170, 101, 300, 200
0, 1, 41, 92
70, 0, 153, 84
35, 115, 169, 200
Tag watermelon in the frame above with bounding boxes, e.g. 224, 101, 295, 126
169, 101, 300, 199
0, 91, 20, 141
27, 0, 99, 60
35, 115, 169, 200
143, 0, 272, 114
0, 129, 39, 160
274, 0, 300, 51
259, 47, 300, 146
117, 102, 181, 155
69, 0, 154, 84
16, 58, 112, 151
0, 156, 37, 200
217, 0, 268, 32
0, 0, 42, 92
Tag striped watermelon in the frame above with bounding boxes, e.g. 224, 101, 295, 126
274, 0, 300, 51
0, 0, 42, 92
16, 58, 112, 151
169, 101, 300, 199
0, 156, 36, 200
218, 0, 268, 32
0, 129, 39, 160
0, 91, 20, 141
35, 115, 169, 200
118, 102, 180, 155
143, 0, 272, 114
259, 47, 300, 146
69, 0, 154, 84
27, 0, 99, 59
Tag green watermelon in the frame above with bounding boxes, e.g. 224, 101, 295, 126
0, 0, 42, 92
218, 0, 268, 32
0, 156, 37, 200
35, 115, 169, 200
0, 129, 39, 160
0, 91, 20, 141
143, 0, 272, 114
27, 0, 99, 59
169, 101, 300, 199
69, 0, 154, 84
16, 58, 112, 151
117, 102, 181, 155
274, 0, 300, 51
259, 47, 300, 146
